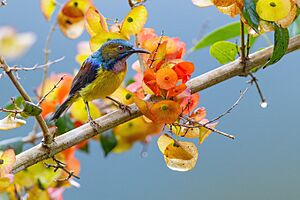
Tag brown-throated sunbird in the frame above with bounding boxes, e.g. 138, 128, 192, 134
50, 39, 150, 131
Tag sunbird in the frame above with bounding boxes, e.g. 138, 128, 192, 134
50, 39, 150, 130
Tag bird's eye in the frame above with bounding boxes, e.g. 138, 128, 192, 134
118, 45, 124, 51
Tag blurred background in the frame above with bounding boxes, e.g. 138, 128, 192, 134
0, 0, 300, 199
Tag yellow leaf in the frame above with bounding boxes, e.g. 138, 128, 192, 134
28, 186, 51, 200
85, 6, 108, 37
40, 0, 56, 21
199, 122, 217, 144
120, 5, 148, 39
256, 0, 291, 21
157, 134, 174, 153
0, 177, 11, 192
110, 88, 134, 106
114, 117, 162, 143
89, 32, 127, 52
157, 134, 198, 171
277, 1, 297, 28
76, 54, 89, 64
70, 98, 101, 123
0, 149, 16, 177
0, 116, 26, 131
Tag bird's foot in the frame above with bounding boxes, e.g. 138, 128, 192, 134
118, 103, 132, 115
106, 96, 132, 115
89, 120, 101, 133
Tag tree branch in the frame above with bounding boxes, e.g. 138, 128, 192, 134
12, 35, 300, 174
0, 57, 53, 145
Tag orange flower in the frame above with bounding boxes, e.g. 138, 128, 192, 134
150, 100, 181, 124
134, 96, 181, 124
172, 61, 195, 83
156, 68, 178, 90
167, 84, 187, 98
143, 69, 160, 96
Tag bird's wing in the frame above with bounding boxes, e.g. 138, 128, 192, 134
69, 60, 99, 95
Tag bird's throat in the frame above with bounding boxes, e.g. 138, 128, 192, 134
112, 59, 127, 74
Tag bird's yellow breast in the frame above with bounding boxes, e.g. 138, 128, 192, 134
79, 68, 126, 101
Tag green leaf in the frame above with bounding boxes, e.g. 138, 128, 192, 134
126, 78, 135, 86
54, 114, 75, 135
242, 0, 260, 33
22, 101, 42, 116
100, 131, 117, 157
209, 41, 238, 64
6, 96, 24, 110
264, 24, 289, 68
0, 137, 23, 154
192, 22, 241, 51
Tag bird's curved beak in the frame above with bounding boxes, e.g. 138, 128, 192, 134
131, 47, 150, 54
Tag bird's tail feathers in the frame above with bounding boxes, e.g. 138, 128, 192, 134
50, 94, 76, 121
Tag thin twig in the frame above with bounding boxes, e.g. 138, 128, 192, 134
44, 157, 80, 181
249, 73, 267, 105
9, 57, 64, 72
147, 31, 164, 69
40, 22, 57, 98
178, 117, 235, 140
205, 86, 250, 125
0, 107, 22, 115
0, 57, 52, 145
38, 75, 65, 105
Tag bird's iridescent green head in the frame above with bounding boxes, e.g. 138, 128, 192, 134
93, 39, 150, 64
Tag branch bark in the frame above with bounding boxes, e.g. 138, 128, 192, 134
12, 35, 300, 174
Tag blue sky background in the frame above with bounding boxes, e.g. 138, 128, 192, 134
1, 0, 300, 199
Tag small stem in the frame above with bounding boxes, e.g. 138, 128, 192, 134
246, 34, 250, 57
38, 75, 65, 106
180, 117, 235, 140
135, 34, 145, 73
40, 22, 57, 98
249, 73, 266, 104
0, 108, 22, 114
240, 19, 246, 65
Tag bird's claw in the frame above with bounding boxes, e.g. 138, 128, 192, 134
119, 104, 132, 115
89, 120, 101, 133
